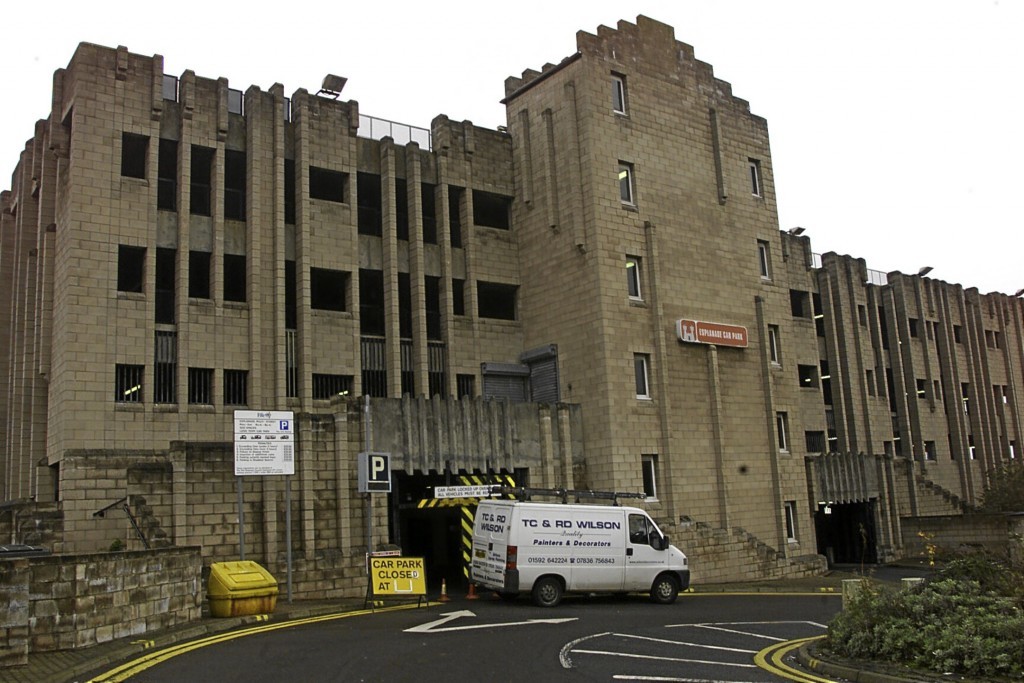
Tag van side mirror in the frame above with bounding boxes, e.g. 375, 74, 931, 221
651, 534, 668, 551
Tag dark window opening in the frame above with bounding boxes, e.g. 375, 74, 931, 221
155, 247, 176, 324
189, 251, 211, 299
309, 166, 347, 203
398, 273, 412, 338
452, 279, 466, 316
154, 330, 177, 404
361, 337, 387, 398
359, 270, 385, 336
396, 178, 409, 240
886, 368, 898, 408
426, 276, 442, 340
879, 307, 890, 350
311, 267, 348, 311
449, 185, 464, 247
313, 374, 353, 400
798, 364, 818, 389
813, 293, 825, 337
115, 364, 144, 403
422, 183, 437, 244
285, 260, 297, 329
224, 254, 247, 302
224, 369, 248, 406
953, 324, 963, 343
805, 431, 826, 454
472, 190, 512, 230
224, 150, 246, 221
790, 290, 811, 318
477, 281, 517, 320
188, 367, 213, 405
909, 318, 919, 338
121, 132, 148, 179
821, 360, 833, 405
456, 373, 475, 399
190, 145, 214, 216
284, 159, 296, 225
117, 245, 146, 293
357, 172, 382, 236
158, 138, 177, 210
916, 378, 927, 399
400, 340, 414, 395
858, 305, 867, 327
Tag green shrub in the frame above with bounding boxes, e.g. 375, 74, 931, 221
826, 573, 1024, 679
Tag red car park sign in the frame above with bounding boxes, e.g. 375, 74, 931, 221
676, 319, 748, 348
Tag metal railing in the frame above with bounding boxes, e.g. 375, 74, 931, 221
358, 114, 431, 150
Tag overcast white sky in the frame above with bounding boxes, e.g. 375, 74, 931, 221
2, 1, 1020, 295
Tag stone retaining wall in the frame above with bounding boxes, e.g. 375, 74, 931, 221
0, 547, 202, 668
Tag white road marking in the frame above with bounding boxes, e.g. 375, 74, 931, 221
688, 625, 786, 641
560, 631, 612, 668
404, 609, 577, 633
611, 632, 757, 654
572, 649, 758, 668
612, 677, 762, 682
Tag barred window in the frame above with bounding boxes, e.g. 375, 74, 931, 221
115, 364, 144, 403
154, 331, 177, 404
313, 374, 353, 400
224, 369, 248, 406
188, 368, 213, 405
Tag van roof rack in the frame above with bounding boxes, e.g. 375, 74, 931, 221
489, 485, 645, 506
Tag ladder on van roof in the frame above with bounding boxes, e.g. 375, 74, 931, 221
489, 485, 646, 506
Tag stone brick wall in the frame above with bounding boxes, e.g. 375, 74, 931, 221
901, 514, 1022, 566
666, 519, 826, 585
0, 547, 201, 669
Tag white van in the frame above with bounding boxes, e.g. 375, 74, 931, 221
470, 498, 690, 607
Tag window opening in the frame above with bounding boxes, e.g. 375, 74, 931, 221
748, 158, 762, 197
224, 150, 246, 220
641, 455, 658, 500
189, 251, 211, 299
472, 190, 512, 229
224, 254, 246, 302
155, 248, 176, 324
224, 369, 249, 406
157, 139, 177, 210
477, 281, 517, 320
359, 270, 385, 336
115, 365, 144, 403
311, 267, 348, 312
618, 162, 635, 205
309, 166, 347, 203
611, 74, 627, 114
626, 256, 642, 299
117, 245, 146, 293
634, 354, 650, 399
121, 133, 148, 179
188, 367, 213, 405
189, 145, 214, 216
313, 374, 353, 400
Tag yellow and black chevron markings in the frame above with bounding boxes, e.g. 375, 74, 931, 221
413, 473, 516, 578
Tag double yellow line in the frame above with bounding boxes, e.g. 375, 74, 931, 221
87, 603, 424, 683
754, 635, 835, 683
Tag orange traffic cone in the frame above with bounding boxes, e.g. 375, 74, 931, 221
438, 578, 451, 602
466, 582, 478, 600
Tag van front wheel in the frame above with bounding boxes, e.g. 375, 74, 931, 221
532, 577, 563, 607
650, 574, 679, 604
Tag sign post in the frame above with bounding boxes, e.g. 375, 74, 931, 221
233, 410, 295, 602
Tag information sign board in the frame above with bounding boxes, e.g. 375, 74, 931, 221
233, 410, 295, 476
368, 556, 426, 596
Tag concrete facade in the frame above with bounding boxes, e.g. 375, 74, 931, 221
2, 18, 1022, 586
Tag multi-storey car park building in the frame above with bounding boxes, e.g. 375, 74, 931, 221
2, 16, 1022, 594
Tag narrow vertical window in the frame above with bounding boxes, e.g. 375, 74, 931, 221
611, 74, 627, 114
748, 158, 762, 197
158, 138, 178, 210
188, 367, 213, 405
224, 254, 247, 303
619, 162, 635, 205
768, 325, 781, 365
757, 240, 771, 279
190, 145, 214, 216
224, 369, 248, 406
188, 251, 211, 299
634, 354, 650, 399
641, 454, 658, 500
784, 501, 797, 541
224, 150, 246, 221
776, 412, 789, 452
626, 256, 642, 300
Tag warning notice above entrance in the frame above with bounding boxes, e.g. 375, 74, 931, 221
369, 556, 427, 596
233, 410, 295, 476
434, 485, 495, 499
676, 319, 748, 348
